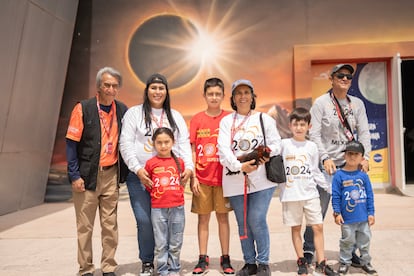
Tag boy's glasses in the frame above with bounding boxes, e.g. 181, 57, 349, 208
335, 73, 353, 80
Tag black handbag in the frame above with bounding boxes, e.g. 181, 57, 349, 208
259, 113, 286, 183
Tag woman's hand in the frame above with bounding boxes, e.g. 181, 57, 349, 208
137, 168, 152, 188
258, 155, 270, 165
181, 168, 193, 187
241, 159, 258, 173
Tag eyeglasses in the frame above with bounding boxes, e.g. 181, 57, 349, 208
102, 82, 120, 90
335, 73, 353, 80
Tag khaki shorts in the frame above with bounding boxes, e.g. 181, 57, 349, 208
282, 197, 323, 227
191, 183, 233, 214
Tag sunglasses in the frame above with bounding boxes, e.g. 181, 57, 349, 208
335, 73, 353, 80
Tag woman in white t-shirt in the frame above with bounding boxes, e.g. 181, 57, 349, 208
217, 79, 281, 276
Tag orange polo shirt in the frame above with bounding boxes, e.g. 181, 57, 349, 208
66, 102, 119, 167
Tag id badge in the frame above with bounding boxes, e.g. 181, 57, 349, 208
106, 142, 113, 154
344, 128, 354, 141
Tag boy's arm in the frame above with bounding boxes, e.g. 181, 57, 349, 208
311, 143, 330, 192
331, 174, 342, 214
190, 143, 201, 195
364, 173, 375, 225
331, 177, 344, 225
364, 173, 375, 216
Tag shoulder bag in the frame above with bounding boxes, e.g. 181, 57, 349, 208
259, 113, 286, 183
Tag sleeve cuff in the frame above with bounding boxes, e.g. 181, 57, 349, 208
321, 154, 330, 162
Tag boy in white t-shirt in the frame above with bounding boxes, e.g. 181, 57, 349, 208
280, 107, 338, 276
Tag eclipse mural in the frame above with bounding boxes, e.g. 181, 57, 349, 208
128, 15, 200, 89
50, 0, 414, 188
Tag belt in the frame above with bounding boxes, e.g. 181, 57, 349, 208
99, 163, 117, 171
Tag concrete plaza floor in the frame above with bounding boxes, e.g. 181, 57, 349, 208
0, 185, 413, 275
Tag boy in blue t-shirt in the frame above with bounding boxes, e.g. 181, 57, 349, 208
331, 141, 377, 275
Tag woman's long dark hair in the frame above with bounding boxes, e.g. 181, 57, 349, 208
142, 73, 178, 133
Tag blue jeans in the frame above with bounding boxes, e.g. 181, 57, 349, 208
340, 222, 372, 265
151, 206, 185, 276
228, 186, 276, 265
126, 172, 155, 263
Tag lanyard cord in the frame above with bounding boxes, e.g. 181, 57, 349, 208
330, 92, 354, 141
150, 109, 165, 128
239, 174, 248, 240
230, 111, 251, 240
230, 111, 251, 143
96, 99, 114, 138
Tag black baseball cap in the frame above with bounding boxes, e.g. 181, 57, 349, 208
343, 140, 365, 155
146, 73, 168, 88
331, 64, 354, 75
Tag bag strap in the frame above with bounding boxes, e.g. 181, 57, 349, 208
259, 113, 267, 147
330, 92, 355, 141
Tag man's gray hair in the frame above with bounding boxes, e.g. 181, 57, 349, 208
96, 67, 122, 88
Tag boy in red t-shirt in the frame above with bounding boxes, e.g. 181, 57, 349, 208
189, 77, 234, 275
145, 127, 185, 276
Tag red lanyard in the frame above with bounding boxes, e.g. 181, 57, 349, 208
239, 174, 248, 240
230, 111, 251, 241
151, 109, 165, 128
96, 100, 114, 138
330, 92, 354, 141
230, 111, 251, 147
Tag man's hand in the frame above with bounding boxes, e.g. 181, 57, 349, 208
323, 159, 337, 175
72, 178, 85, 192
360, 159, 370, 173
